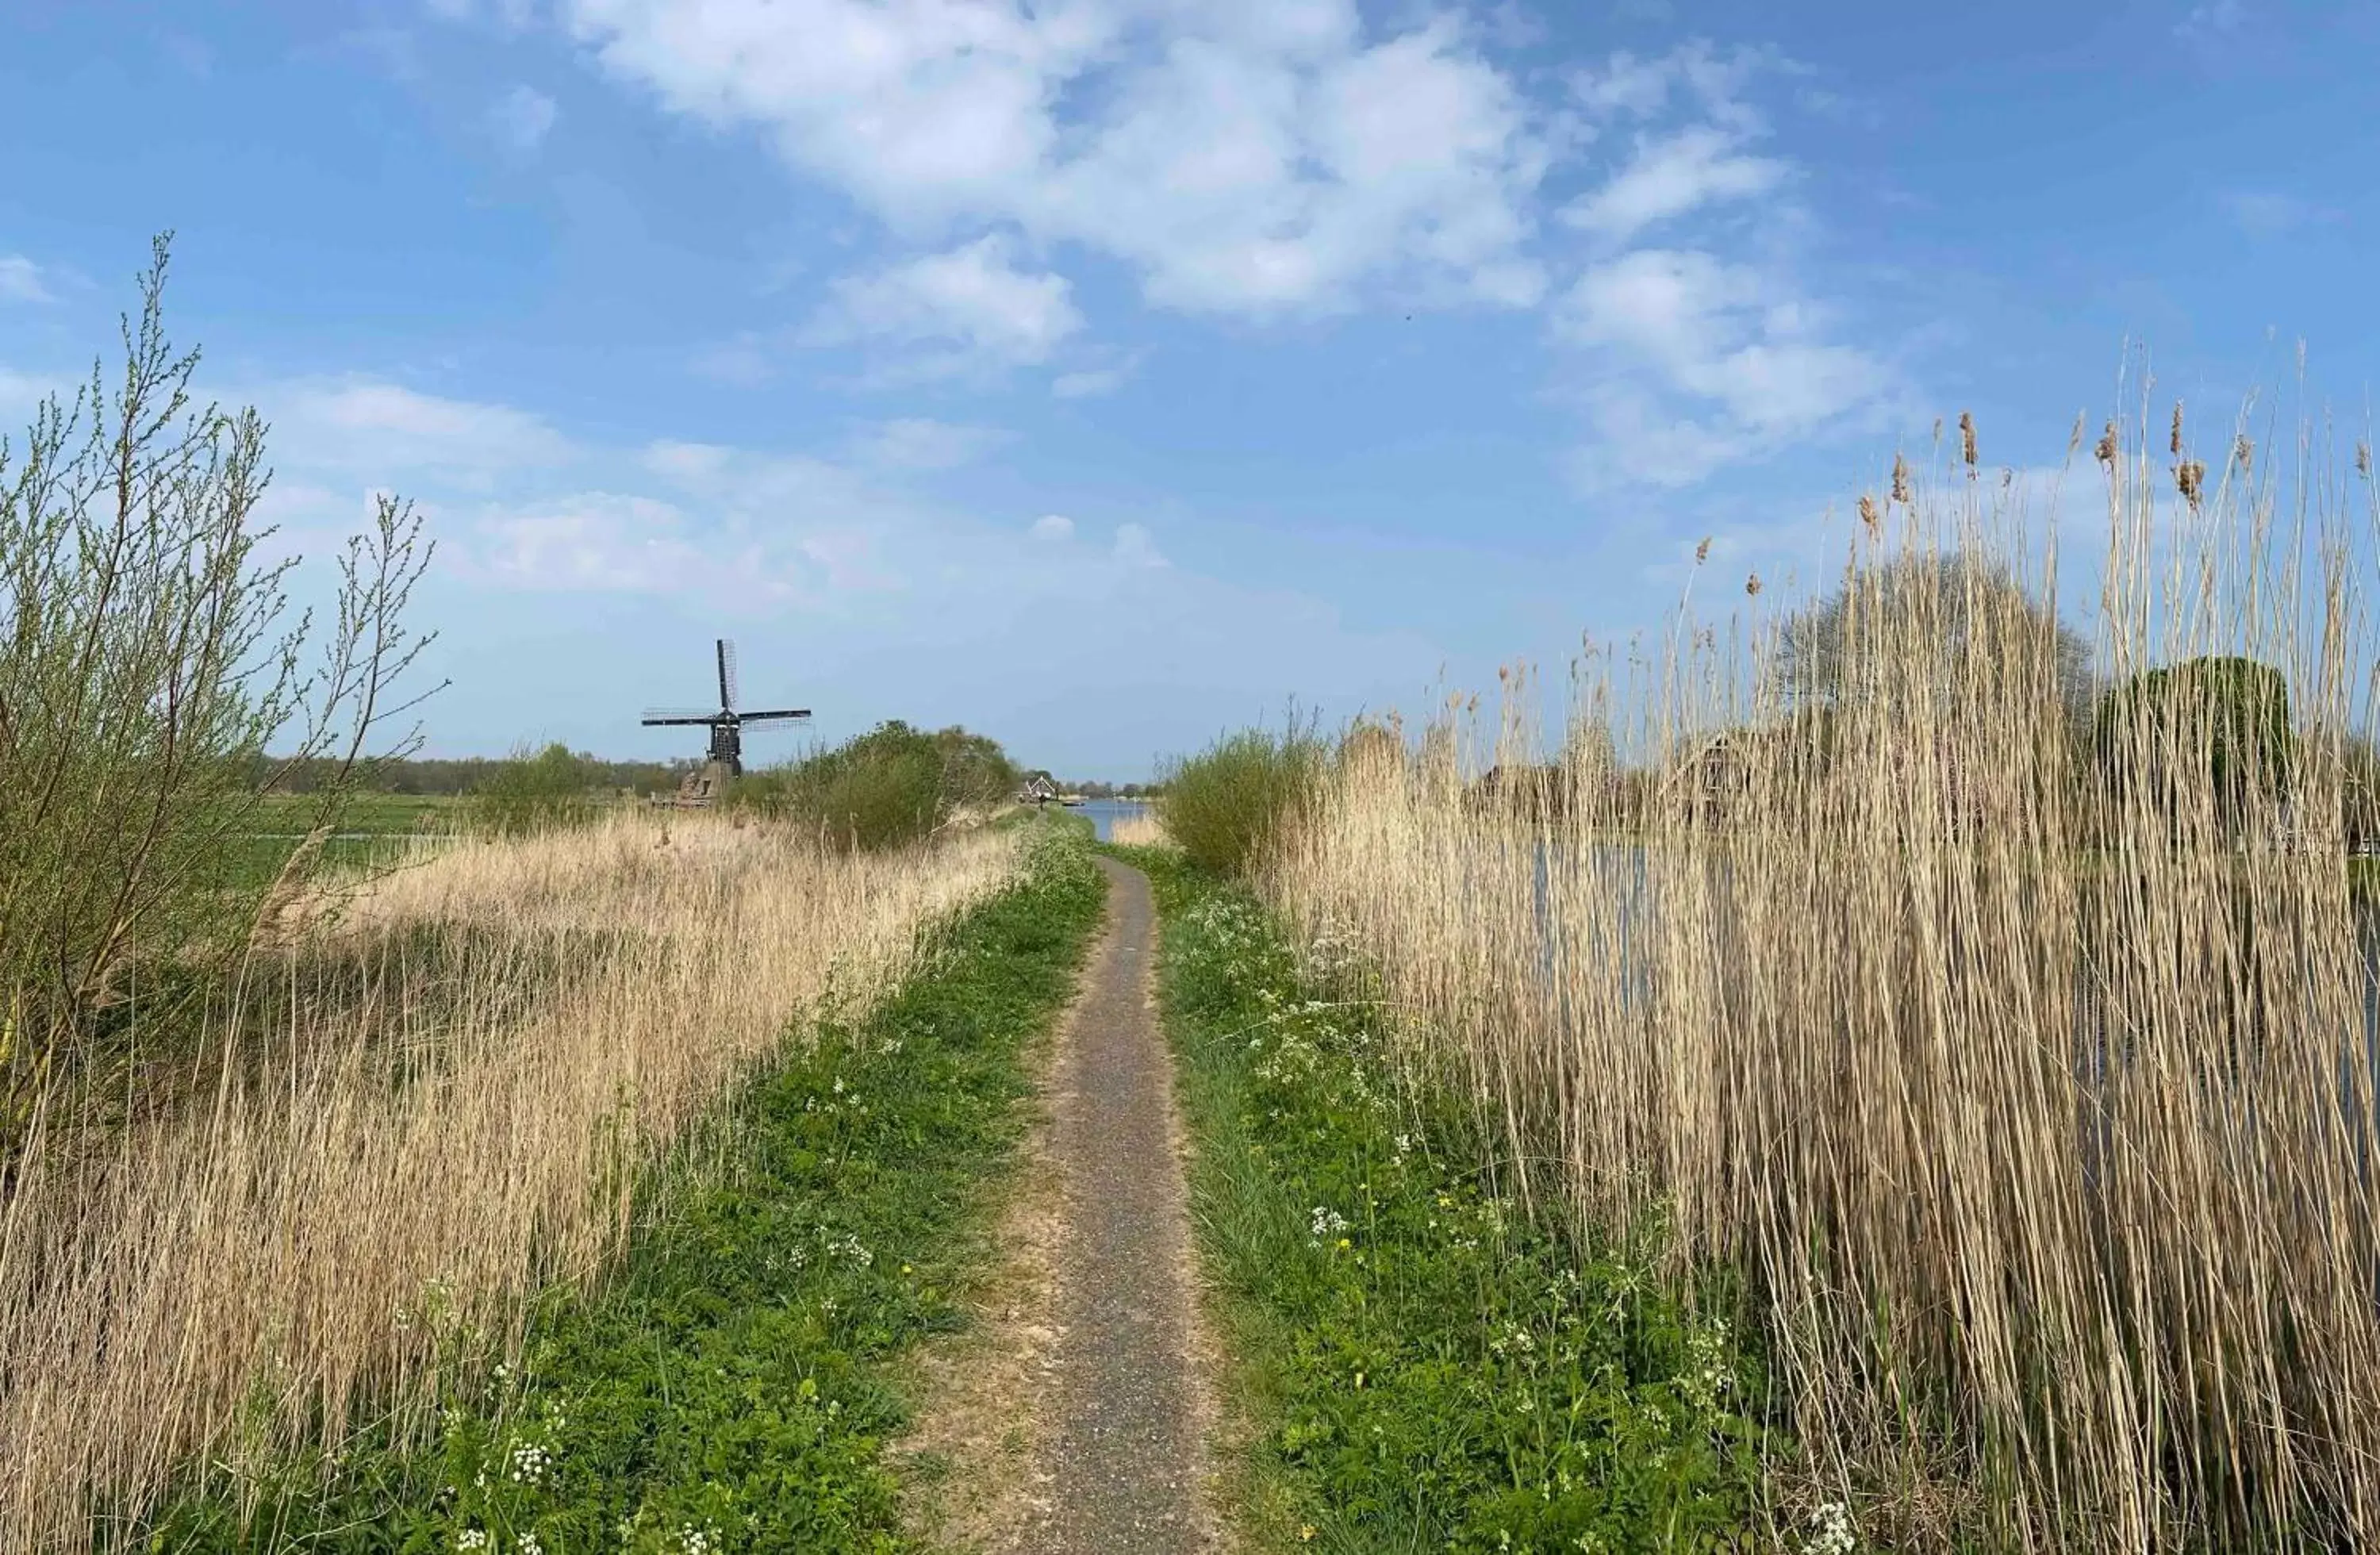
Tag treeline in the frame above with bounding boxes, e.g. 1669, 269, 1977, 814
257, 751, 696, 797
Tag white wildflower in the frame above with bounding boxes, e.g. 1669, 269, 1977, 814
1803, 1500, 1857, 1555
507, 1442, 553, 1484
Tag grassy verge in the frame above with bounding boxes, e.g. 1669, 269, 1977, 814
1119, 845, 1776, 1554
131, 822, 1105, 1554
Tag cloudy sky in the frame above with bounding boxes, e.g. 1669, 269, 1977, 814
2, 0, 2374, 776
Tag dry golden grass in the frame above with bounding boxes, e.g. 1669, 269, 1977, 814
0, 811, 1020, 1551
1270, 410, 2380, 1547
1109, 807, 1171, 847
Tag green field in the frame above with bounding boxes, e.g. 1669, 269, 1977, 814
227, 793, 470, 885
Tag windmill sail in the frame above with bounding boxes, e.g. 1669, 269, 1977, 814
642, 636, 809, 787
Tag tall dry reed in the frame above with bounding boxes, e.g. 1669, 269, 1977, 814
1271, 409, 2380, 1547
1110, 806, 1171, 847
0, 811, 1019, 1551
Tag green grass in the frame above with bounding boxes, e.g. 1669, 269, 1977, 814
219, 793, 467, 886
1121, 844, 1775, 1553
127, 820, 1107, 1554
249, 792, 466, 833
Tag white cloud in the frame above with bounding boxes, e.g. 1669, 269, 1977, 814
466, 492, 722, 593
231, 359, 1445, 767
1557, 248, 1884, 487
490, 84, 559, 152
0, 255, 54, 304
852, 417, 1009, 470
804, 235, 1081, 381
642, 439, 731, 482
553, 0, 1550, 317
1560, 125, 1787, 243
1113, 520, 1167, 568
447, 9, 1894, 495
0, 366, 60, 415
1568, 42, 1769, 129
1545, 43, 1891, 489
451, 457, 913, 605
270, 379, 575, 485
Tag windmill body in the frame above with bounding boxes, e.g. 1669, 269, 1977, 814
640, 639, 810, 805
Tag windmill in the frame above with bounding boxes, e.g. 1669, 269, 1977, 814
641, 639, 810, 798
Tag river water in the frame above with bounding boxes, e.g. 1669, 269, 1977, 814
1074, 799, 1154, 842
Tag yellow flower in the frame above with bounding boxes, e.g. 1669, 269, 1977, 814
1299, 1526, 1316, 1542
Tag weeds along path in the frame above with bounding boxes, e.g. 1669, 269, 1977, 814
909, 857, 1220, 1553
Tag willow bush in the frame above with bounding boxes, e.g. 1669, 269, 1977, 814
0, 236, 435, 1121
731, 721, 1019, 852
1157, 725, 1325, 878
469, 743, 603, 838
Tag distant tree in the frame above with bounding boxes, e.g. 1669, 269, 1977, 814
2094, 656, 2294, 833
470, 743, 600, 836
1773, 552, 2094, 726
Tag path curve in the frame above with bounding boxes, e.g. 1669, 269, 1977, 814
1025, 857, 1219, 1553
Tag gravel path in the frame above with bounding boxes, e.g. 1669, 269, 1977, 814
1023, 857, 1219, 1554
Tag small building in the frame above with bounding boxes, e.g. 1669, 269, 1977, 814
1467, 762, 1567, 819
1660, 733, 1752, 822
1019, 774, 1061, 805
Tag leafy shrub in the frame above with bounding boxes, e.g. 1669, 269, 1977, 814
1158, 727, 1323, 878
734, 721, 1019, 852
470, 743, 601, 837
2094, 655, 2294, 831
0, 238, 432, 1090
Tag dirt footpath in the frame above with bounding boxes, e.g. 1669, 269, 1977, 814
900, 857, 1221, 1553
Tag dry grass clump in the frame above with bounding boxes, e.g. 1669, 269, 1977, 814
1271, 408, 2380, 1548
0, 811, 1019, 1550
1109, 806, 1172, 847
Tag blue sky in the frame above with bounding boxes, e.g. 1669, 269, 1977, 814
2, 0, 2374, 778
